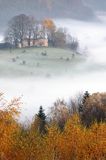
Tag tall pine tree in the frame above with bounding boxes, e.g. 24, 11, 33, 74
37, 106, 47, 134
79, 91, 90, 113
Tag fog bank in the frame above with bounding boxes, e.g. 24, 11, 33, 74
0, 70, 106, 121
0, 14, 106, 121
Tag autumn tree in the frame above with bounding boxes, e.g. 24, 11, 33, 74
5, 14, 30, 47
42, 19, 78, 49
49, 100, 70, 130
80, 92, 106, 127
42, 19, 56, 45
42, 19, 56, 32
69, 93, 83, 115
0, 93, 21, 160
52, 28, 67, 48
43, 124, 61, 160
12, 125, 44, 160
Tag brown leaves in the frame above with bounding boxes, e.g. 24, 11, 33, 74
81, 92, 106, 127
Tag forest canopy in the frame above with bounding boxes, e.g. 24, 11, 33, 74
0, 91, 105, 160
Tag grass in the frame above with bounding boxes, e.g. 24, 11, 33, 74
0, 47, 85, 78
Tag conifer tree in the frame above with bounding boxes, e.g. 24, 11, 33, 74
37, 106, 47, 134
82, 91, 90, 105
79, 91, 90, 113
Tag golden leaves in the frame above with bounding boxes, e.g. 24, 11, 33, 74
42, 19, 56, 31
0, 92, 105, 160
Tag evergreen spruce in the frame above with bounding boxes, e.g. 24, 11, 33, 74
37, 106, 46, 134
37, 106, 46, 121
79, 91, 90, 113
82, 91, 90, 105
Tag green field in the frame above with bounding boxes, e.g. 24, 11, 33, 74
0, 47, 85, 78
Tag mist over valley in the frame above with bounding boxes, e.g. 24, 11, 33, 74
0, 0, 106, 120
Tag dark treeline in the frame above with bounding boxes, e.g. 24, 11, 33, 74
5, 14, 79, 50
0, 91, 106, 160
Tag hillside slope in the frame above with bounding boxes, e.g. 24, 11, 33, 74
0, 47, 84, 77
84, 0, 106, 11
0, 0, 94, 34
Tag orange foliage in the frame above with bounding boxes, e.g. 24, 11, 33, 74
0, 93, 106, 160
43, 114, 106, 160
42, 19, 56, 31
0, 94, 21, 160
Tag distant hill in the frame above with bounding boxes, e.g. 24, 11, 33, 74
0, 0, 95, 34
84, 0, 106, 11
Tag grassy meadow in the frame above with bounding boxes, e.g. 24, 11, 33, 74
0, 47, 85, 78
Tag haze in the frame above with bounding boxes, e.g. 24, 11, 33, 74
0, 0, 106, 121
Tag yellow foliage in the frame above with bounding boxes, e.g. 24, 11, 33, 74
0, 94, 21, 160
0, 93, 105, 160
42, 19, 56, 31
